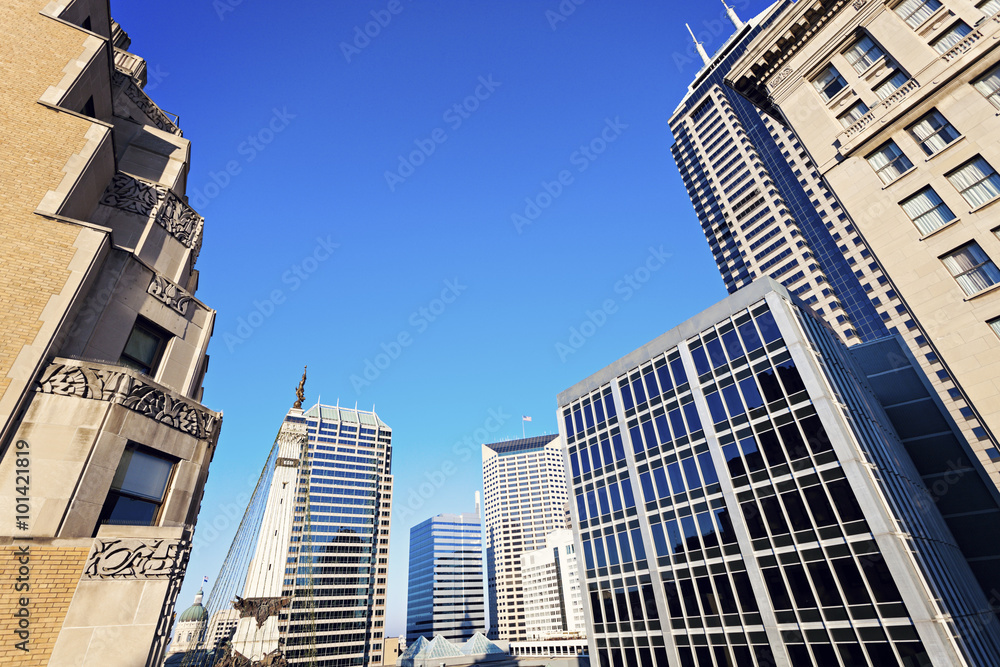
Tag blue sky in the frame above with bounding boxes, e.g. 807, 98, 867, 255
112, 0, 773, 638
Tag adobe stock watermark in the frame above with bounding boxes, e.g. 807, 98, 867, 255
555, 245, 671, 362
384, 75, 502, 191
191, 470, 261, 557
546, 0, 587, 30
395, 406, 511, 522
144, 64, 169, 92
223, 236, 340, 352
511, 117, 628, 234
188, 107, 296, 210
349, 279, 467, 392
340, 0, 413, 63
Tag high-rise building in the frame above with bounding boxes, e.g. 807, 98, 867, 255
725, 0, 1000, 488
482, 436, 569, 641
230, 398, 393, 666
521, 528, 585, 641
559, 278, 1000, 666
0, 2, 220, 665
668, 0, 995, 477
406, 505, 485, 644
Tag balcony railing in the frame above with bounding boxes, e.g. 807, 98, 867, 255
113, 48, 147, 87
112, 69, 181, 136
841, 78, 920, 142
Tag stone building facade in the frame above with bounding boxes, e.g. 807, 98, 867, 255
0, 1, 221, 664
727, 0, 1000, 487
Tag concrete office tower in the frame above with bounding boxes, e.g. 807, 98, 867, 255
406, 506, 485, 644
0, 2, 221, 665
726, 0, 1000, 490
668, 0, 993, 470
521, 529, 585, 640
482, 436, 569, 641
232, 402, 393, 666
559, 278, 1000, 666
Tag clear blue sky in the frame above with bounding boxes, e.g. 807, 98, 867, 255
112, 0, 772, 638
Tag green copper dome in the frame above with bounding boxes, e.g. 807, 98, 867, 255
177, 588, 208, 623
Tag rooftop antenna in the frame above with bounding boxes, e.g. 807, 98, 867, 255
721, 0, 744, 30
686, 23, 711, 66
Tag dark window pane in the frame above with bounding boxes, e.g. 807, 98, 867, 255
741, 436, 766, 472
632, 378, 647, 405
788, 645, 811, 666
713, 574, 738, 614
706, 391, 727, 423
583, 540, 595, 569
866, 642, 897, 666
121, 324, 163, 373
804, 486, 837, 526
801, 415, 832, 453
584, 403, 595, 428
642, 583, 659, 620
785, 563, 817, 608
564, 413, 575, 438
682, 457, 702, 490
776, 359, 806, 394
595, 398, 606, 423
757, 367, 784, 403
779, 423, 809, 460
781, 490, 812, 531
100, 495, 159, 526
697, 512, 718, 547
733, 572, 759, 613
621, 479, 635, 508
603, 588, 616, 621
590, 442, 603, 470
630, 425, 643, 455
832, 557, 870, 605
691, 345, 711, 375
666, 520, 684, 554
698, 451, 718, 485
722, 329, 743, 360
741, 500, 768, 539
643, 368, 660, 398
860, 553, 903, 602
679, 647, 696, 667
631, 528, 646, 560
722, 384, 745, 416
837, 643, 867, 666
754, 645, 776, 667
739, 377, 764, 410
681, 516, 700, 551
680, 579, 700, 616
683, 402, 702, 432
762, 567, 792, 609
574, 408, 584, 434
657, 364, 673, 394
570, 452, 581, 477
650, 522, 668, 555
738, 320, 763, 351
706, 338, 727, 368
668, 462, 685, 494
114, 449, 172, 500
642, 419, 657, 450
670, 357, 688, 385
653, 467, 670, 499
587, 491, 598, 518
605, 394, 617, 419
598, 487, 610, 515
761, 496, 790, 535
696, 576, 719, 615
714, 508, 737, 544
722, 442, 745, 477
828, 480, 865, 523
621, 383, 634, 410
812, 644, 838, 666
609, 482, 623, 511
591, 591, 603, 622
577, 495, 587, 521
808, 560, 842, 607
664, 581, 684, 618
669, 408, 686, 437
654, 414, 671, 446
594, 538, 607, 567
581, 448, 592, 474
896, 641, 931, 667
758, 429, 787, 467
640, 472, 655, 502
755, 310, 782, 343
606, 536, 620, 566
601, 437, 613, 463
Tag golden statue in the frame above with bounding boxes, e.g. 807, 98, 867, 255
293, 365, 306, 409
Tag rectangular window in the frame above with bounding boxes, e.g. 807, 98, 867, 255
97, 444, 174, 528
942, 242, 1000, 295
932, 22, 973, 54
867, 142, 913, 184
838, 100, 870, 128
979, 0, 1000, 16
844, 36, 885, 73
894, 0, 942, 27
947, 157, 1000, 208
975, 65, 1000, 110
908, 111, 960, 155
119, 317, 168, 375
989, 317, 1000, 338
874, 71, 909, 100
901, 187, 956, 235
813, 65, 847, 101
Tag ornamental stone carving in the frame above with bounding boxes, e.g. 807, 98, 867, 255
112, 69, 182, 135
768, 66, 794, 91
231, 596, 292, 628
100, 172, 204, 256
84, 538, 189, 579
148, 274, 193, 315
215, 644, 287, 667
36, 361, 219, 439
853, 0, 868, 10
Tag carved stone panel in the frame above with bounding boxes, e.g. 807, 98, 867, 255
148, 274, 193, 315
768, 66, 795, 91
113, 69, 182, 136
83, 537, 189, 579
99, 172, 204, 256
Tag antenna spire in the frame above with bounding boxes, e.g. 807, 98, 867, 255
687, 23, 710, 66
721, 0, 744, 30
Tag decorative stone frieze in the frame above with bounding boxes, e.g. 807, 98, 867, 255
112, 69, 181, 135
36, 360, 219, 439
84, 537, 189, 579
148, 274, 193, 315
100, 172, 204, 257
768, 66, 794, 91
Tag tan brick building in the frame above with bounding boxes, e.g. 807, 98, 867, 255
728, 0, 1000, 488
0, 1, 221, 664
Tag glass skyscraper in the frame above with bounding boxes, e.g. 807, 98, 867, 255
405, 509, 485, 644
667, 1, 990, 457
558, 278, 1000, 666
231, 402, 393, 666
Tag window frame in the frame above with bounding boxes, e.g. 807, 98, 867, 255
893, 0, 943, 28
941, 242, 1000, 296
838, 100, 871, 128
946, 157, 1000, 209
119, 316, 169, 376
873, 71, 909, 100
866, 141, 914, 185
813, 65, 848, 102
843, 35, 886, 74
900, 187, 956, 235
978, 0, 1000, 16
96, 443, 177, 531
931, 21, 973, 55
907, 110, 961, 156
974, 65, 1000, 110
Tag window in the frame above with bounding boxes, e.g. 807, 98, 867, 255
844, 36, 885, 73
838, 100, 870, 128
990, 317, 1000, 338
908, 111, 960, 155
942, 243, 1000, 295
813, 65, 847, 101
931, 22, 973, 54
867, 142, 913, 184
901, 188, 955, 234
975, 65, 1000, 110
97, 445, 174, 528
894, 0, 942, 27
979, 0, 1000, 16
874, 71, 909, 100
119, 317, 168, 375
947, 157, 1000, 208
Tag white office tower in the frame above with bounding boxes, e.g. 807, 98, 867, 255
522, 529, 586, 640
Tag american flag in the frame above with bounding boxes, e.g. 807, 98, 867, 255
522, 416, 532, 422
